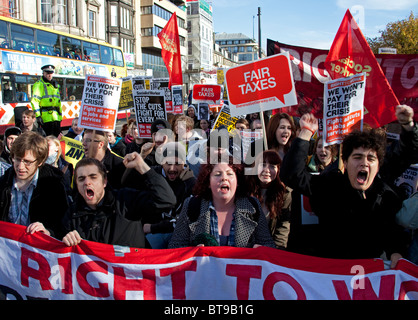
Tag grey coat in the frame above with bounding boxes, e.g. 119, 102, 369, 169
168, 196, 276, 248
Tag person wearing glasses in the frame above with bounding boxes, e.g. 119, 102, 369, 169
30, 64, 62, 137
82, 129, 126, 189
0, 131, 69, 238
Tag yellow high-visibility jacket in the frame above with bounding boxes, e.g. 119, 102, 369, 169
30, 78, 62, 123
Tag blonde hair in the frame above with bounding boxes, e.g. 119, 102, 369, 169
46, 135, 62, 167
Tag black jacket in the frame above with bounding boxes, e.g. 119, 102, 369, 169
0, 164, 69, 238
121, 164, 196, 234
64, 169, 176, 248
101, 148, 126, 190
280, 138, 406, 259
109, 137, 126, 157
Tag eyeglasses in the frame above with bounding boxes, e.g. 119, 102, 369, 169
12, 157, 37, 167
83, 139, 101, 143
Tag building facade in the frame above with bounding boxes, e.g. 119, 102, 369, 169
106, 0, 135, 70
0, 1, 245, 90
185, 0, 214, 86
139, 0, 187, 78
215, 32, 264, 64
2, 0, 106, 41
1, 0, 188, 77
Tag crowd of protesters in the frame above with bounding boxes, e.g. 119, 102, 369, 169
0, 100, 417, 269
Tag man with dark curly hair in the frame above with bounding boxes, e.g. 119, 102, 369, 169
280, 110, 413, 268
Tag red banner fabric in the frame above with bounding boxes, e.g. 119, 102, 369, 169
267, 42, 418, 124
0, 221, 417, 300
157, 12, 183, 88
324, 10, 400, 128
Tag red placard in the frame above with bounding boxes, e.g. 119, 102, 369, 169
192, 84, 223, 104
225, 53, 297, 117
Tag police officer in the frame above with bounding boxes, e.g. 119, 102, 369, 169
31, 64, 62, 137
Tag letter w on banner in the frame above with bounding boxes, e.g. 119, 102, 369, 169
158, 12, 183, 88
324, 9, 399, 128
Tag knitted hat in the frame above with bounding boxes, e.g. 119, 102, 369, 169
151, 119, 171, 135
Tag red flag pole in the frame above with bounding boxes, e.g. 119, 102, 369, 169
158, 12, 183, 89
324, 9, 399, 128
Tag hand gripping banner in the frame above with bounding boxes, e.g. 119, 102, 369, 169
0, 221, 417, 300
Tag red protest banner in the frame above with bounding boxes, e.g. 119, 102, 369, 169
225, 53, 297, 117
267, 40, 418, 122
158, 12, 183, 88
324, 9, 400, 128
0, 221, 417, 300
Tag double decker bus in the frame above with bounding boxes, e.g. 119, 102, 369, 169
0, 15, 128, 134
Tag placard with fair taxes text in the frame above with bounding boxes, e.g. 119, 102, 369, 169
225, 52, 297, 117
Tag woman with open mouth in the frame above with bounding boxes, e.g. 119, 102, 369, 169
244, 112, 296, 165
169, 156, 275, 248
306, 135, 338, 173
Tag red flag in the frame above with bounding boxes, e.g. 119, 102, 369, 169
158, 12, 183, 88
324, 10, 400, 128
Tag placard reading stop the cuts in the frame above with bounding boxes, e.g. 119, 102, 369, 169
225, 52, 297, 117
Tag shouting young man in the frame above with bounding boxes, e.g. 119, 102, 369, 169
280, 111, 411, 268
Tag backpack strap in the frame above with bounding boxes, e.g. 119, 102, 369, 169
247, 196, 261, 220
186, 196, 202, 223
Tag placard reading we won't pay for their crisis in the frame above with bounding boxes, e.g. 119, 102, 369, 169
79, 76, 122, 132
323, 73, 366, 146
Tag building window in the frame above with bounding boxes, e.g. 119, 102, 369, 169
188, 41, 192, 55
121, 37, 132, 54
41, 0, 52, 23
120, 7, 129, 29
69, 0, 77, 26
110, 36, 118, 47
88, 10, 96, 37
153, 25, 163, 36
177, 17, 185, 29
239, 53, 254, 62
141, 6, 152, 14
57, 0, 67, 24
142, 51, 168, 78
110, 5, 118, 26
40, 0, 72, 25
2, 0, 19, 18
141, 28, 152, 37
